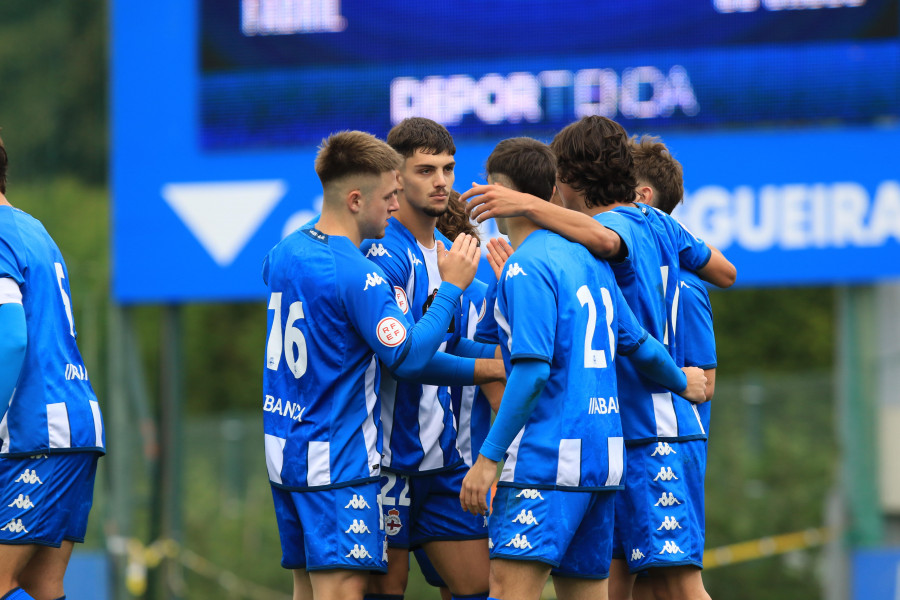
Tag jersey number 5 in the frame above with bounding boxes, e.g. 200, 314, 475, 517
577, 285, 615, 369
266, 292, 308, 379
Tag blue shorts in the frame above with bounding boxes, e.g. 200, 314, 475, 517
380, 464, 488, 549
613, 440, 706, 571
489, 486, 616, 579
271, 481, 386, 572
0, 452, 99, 547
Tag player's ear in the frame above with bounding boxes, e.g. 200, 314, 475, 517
637, 185, 653, 205
347, 189, 363, 214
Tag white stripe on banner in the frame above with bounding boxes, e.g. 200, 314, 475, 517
652, 392, 678, 438
556, 438, 582, 487
47, 402, 72, 449
89, 400, 104, 448
307, 441, 331, 487
264, 434, 286, 484
363, 356, 380, 476
605, 437, 624, 487
499, 428, 525, 483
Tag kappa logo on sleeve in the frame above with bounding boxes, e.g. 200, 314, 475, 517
505, 263, 527, 279
377, 317, 407, 347
365, 244, 392, 258
394, 286, 409, 314
364, 272, 387, 290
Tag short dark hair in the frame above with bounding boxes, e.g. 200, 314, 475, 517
550, 116, 637, 208
485, 137, 556, 201
630, 135, 684, 215
314, 131, 402, 187
0, 133, 7, 195
387, 118, 456, 158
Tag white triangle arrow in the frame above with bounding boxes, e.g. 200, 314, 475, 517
161, 180, 287, 267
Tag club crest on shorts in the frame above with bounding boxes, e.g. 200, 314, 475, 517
377, 317, 407, 347
385, 508, 402, 536
394, 286, 409, 314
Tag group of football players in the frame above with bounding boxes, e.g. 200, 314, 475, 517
261, 115, 736, 600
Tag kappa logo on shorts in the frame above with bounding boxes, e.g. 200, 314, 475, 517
345, 519, 371, 534
515, 489, 545, 500
0, 519, 29, 533
651, 442, 677, 456
7, 494, 34, 510
659, 540, 685, 554
364, 272, 387, 290
654, 492, 682, 507
14, 469, 42, 485
488, 538, 494, 549
505, 263, 527, 279
505, 533, 533, 549
385, 508, 402, 536
631, 548, 645, 561
345, 544, 373, 559
345, 495, 371, 510
657, 516, 682, 531
653, 467, 678, 482
511, 509, 539, 525
366, 244, 392, 258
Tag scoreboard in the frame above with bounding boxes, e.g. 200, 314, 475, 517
200, 0, 899, 148
112, 0, 900, 302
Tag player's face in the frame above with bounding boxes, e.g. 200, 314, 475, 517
360, 170, 400, 239
398, 150, 455, 217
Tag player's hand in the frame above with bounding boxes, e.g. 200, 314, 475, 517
460, 182, 539, 224
460, 454, 497, 516
437, 233, 480, 290
681, 367, 708, 403
486, 237, 514, 280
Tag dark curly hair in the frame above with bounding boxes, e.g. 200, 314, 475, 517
436, 189, 480, 240
550, 116, 637, 209
630, 135, 684, 215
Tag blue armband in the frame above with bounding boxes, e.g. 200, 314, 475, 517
479, 358, 549, 462
628, 335, 687, 394
0, 303, 27, 403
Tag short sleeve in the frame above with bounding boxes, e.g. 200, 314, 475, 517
0, 234, 25, 285
360, 239, 415, 325
594, 211, 634, 264
665, 213, 712, 272
613, 285, 648, 356
498, 253, 555, 364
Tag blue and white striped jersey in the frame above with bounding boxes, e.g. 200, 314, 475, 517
262, 227, 421, 490
595, 204, 711, 444
495, 230, 646, 491
474, 276, 500, 345
360, 220, 464, 475
447, 278, 492, 466
680, 269, 716, 434
0, 206, 104, 457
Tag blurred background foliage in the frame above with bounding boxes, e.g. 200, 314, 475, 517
0, 1, 838, 598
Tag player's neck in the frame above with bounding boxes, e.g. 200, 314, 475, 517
506, 216, 539, 250
0, 193, 9, 207
394, 201, 437, 247
316, 211, 361, 246
583, 199, 631, 217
